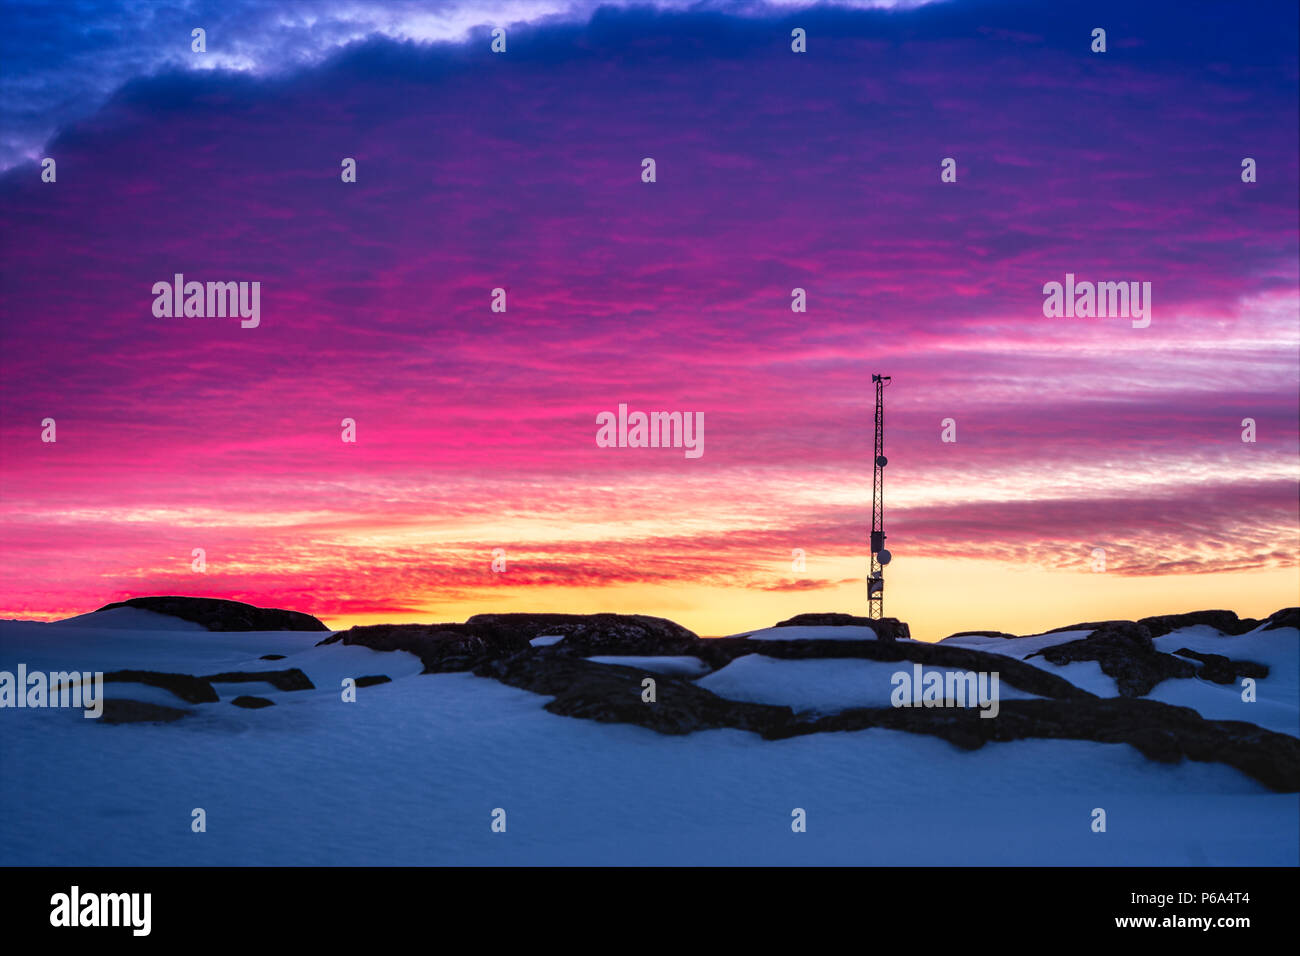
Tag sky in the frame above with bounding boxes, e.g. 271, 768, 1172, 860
0, 0, 1296, 641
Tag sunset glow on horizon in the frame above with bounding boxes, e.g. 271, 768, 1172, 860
1, 0, 1297, 641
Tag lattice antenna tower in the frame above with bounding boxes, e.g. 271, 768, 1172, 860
869, 374, 892, 619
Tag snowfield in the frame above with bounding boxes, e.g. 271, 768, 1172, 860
584, 655, 711, 676
1149, 624, 1300, 737
940, 629, 1095, 660
698, 655, 1042, 713
945, 624, 1299, 737
1, 610, 1297, 866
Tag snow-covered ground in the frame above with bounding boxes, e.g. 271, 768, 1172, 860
584, 655, 711, 676
1150, 624, 1300, 737
944, 624, 1300, 737
53, 606, 209, 631
0, 610, 337, 676
1, 613, 1296, 865
698, 655, 1041, 713
940, 629, 1094, 660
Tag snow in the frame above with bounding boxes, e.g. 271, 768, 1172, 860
1150, 625, 1299, 737
937, 629, 1121, 695
584, 655, 710, 677
940, 628, 1095, 660
0, 619, 421, 700
100, 681, 199, 708
944, 624, 1299, 736
54, 606, 208, 631
261, 641, 424, 690
1032, 660, 1121, 697
1, 617, 1296, 865
0, 619, 331, 674
697, 655, 1043, 713
529, 634, 564, 647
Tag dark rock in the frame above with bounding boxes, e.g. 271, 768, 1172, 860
774, 612, 874, 627
230, 695, 274, 708
791, 699, 1300, 790
103, 670, 218, 704
1124, 726, 1185, 763
354, 675, 391, 687
945, 608, 1276, 646
332, 611, 1072, 699
1039, 609, 1280, 642
1029, 621, 1195, 697
468, 612, 702, 655
475, 654, 794, 736
1173, 648, 1269, 685
326, 611, 922, 665
320, 623, 507, 672
95, 596, 328, 632
98, 699, 191, 724
694, 636, 1092, 700
470, 650, 1300, 791
1138, 610, 1258, 638
1262, 607, 1300, 631
259, 654, 286, 661
1041, 621, 1114, 634
203, 668, 314, 691
773, 613, 911, 640
320, 613, 707, 671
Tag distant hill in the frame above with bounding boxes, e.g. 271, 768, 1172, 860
92, 596, 328, 632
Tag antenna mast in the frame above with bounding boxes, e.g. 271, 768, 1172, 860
869, 374, 892, 619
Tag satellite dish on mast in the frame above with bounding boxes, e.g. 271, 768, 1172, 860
876, 455, 888, 468
878, 549, 892, 565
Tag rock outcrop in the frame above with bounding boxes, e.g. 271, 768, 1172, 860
1137, 609, 1260, 638
1027, 621, 1267, 697
793, 698, 1300, 792
476, 655, 794, 736
472, 646, 1300, 791
1029, 622, 1193, 696
1172, 648, 1268, 685
95, 596, 328, 632
231, 695, 275, 708
468, 613, 702, 655
773, 612, 911, 640
102, 669, 219, 704
98, 699, 191, 723
318, 613, 703, 670
317, 623, 513, 672
1262, 607, 1300, 631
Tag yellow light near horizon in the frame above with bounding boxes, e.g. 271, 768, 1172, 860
323, 558, 1299, 641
